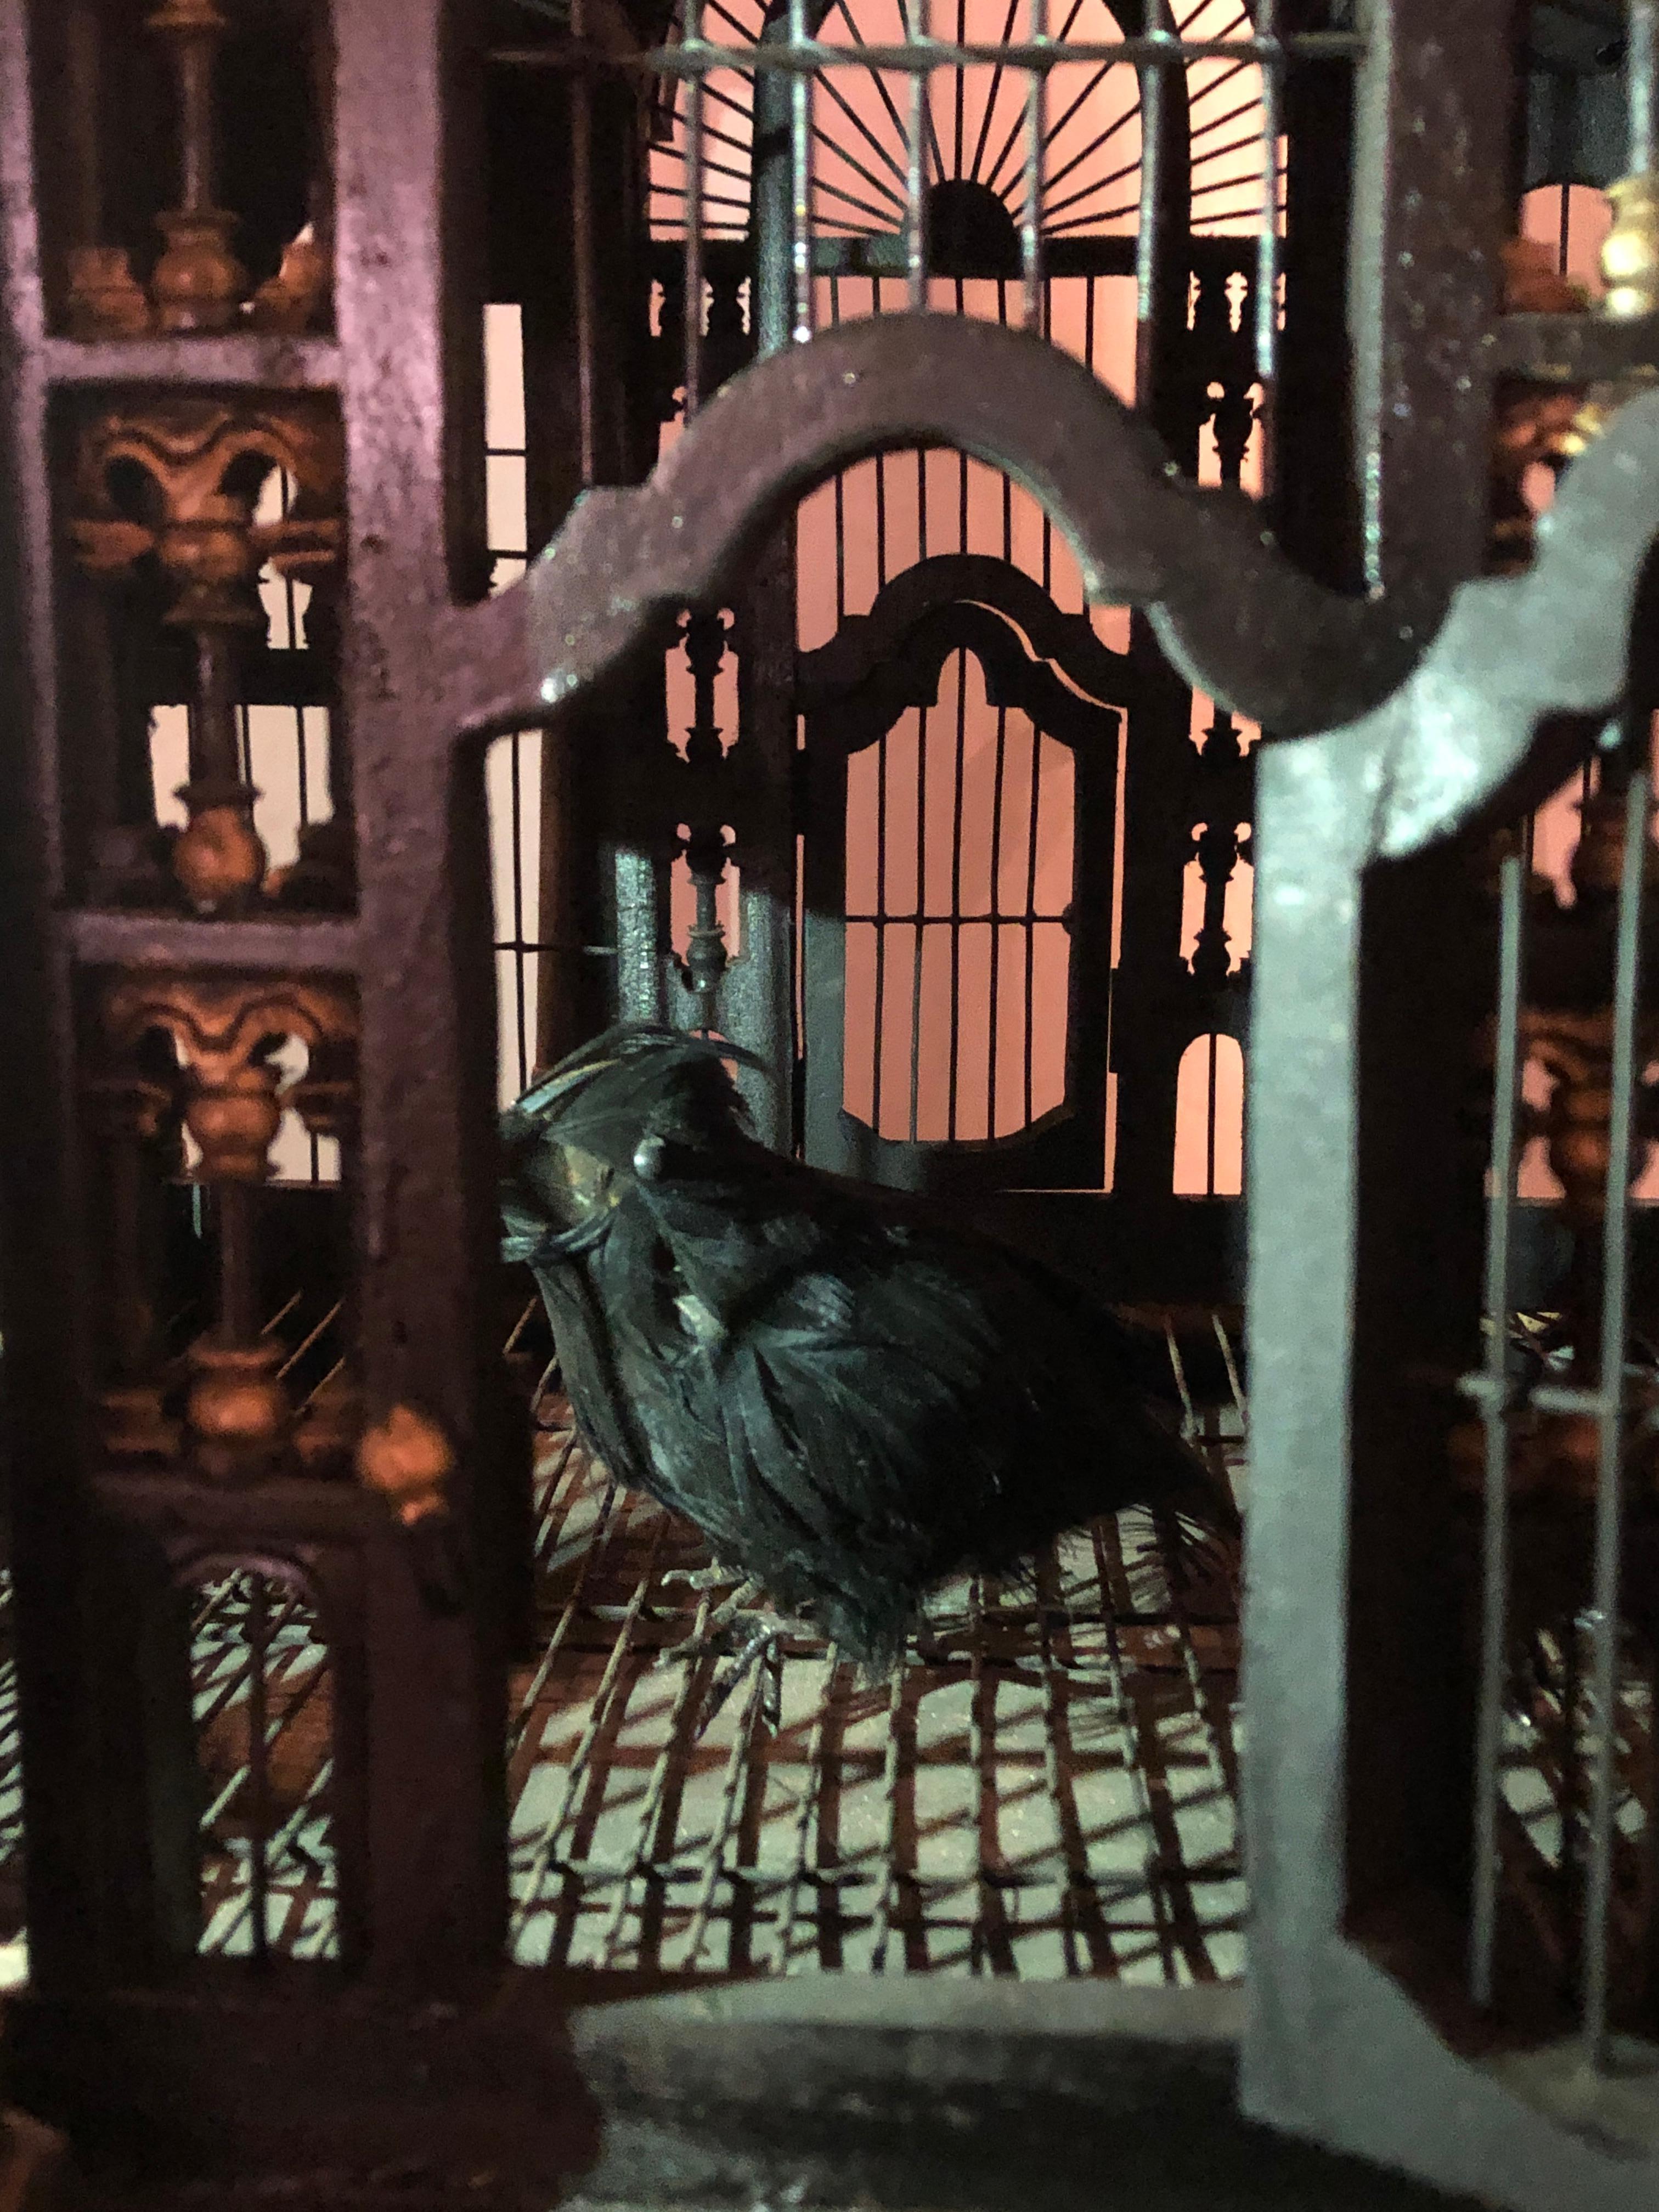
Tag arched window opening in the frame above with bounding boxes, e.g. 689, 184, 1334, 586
192, 1568, 337, 1962
1173, 1032, 1244, 1198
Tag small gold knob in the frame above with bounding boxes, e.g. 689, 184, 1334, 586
1601, 171, 1659, 319
357, 1403, 454, 1526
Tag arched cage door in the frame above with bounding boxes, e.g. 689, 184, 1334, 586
798, 556, 1126, 1193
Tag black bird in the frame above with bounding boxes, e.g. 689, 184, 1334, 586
500, 1024, 1240, 1674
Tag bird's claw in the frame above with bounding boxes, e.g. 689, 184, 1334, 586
693, 1617, 791, 1737
654, 1573, 768, 1667
655, 1596, 815, 1738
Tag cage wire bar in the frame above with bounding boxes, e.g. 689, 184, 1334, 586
1582, 758, 1649, 2063
640, 0, 1291, 1197
1469, 849, 1526, 2015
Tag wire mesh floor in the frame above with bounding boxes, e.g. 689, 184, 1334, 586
0, 1333, 1252, 1985
505, 1398, 1246, 1982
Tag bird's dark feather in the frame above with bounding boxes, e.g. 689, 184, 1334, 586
501, 1023, 1240, 1664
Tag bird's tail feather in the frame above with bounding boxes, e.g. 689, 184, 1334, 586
1113, 1403, 1243, 1546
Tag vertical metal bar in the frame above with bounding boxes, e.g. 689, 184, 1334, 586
906, 0, 930, 309
1469, 850, 1525, 2011
948, 658, 968, 1142
873, 731, 890, 1135
987, 703, 1009, 1138
753, 21, 796, 359
832, 381, 847, 618
570, 0, 599, 483
1582, 761, 1651, 2064
682, 0, 706, 417
247, 1577, 270, 1967
510, 735, 529, 1091
789, 0, 815, 342
1023, 724, 1041, 1131
1135, 0, 1169, 335
911, 701, 928, 1143
1020, 0, 1047, 328
1252, 0, 1280, 397
1629, 0, 1658, 176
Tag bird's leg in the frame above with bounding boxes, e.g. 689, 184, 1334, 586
662, 1561, 749, 1594
654, 1568, 816, 1736
654, 1567, 768, 1665
693, 1617, 795, 1738
528, 1355, 564, 1431
706, 1577, 767, 1633
699, 1628, 783, 1743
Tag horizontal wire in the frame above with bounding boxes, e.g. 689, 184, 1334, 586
493, 30, 1362, 73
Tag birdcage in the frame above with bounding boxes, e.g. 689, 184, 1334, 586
1, 1, 1658, 2207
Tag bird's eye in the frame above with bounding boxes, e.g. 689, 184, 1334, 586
634, 1135, 667, 1181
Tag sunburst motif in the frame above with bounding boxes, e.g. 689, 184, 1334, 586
647, 0, 1274, 246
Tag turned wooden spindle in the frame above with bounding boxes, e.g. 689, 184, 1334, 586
63, 0, 151, 336
146, 0, 247, 334
84, 1061, 182, 1459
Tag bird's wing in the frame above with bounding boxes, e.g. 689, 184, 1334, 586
638, 1160, 1240, 1549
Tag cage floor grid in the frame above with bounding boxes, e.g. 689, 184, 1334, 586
504, 1409, 1246, 1982
0, 1352, 1252, 1984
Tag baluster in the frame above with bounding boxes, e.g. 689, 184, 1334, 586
679, 608, 733, 1029
84, 1049, 183, 1459
63, 0, 151, 336
146, 0, 247, 335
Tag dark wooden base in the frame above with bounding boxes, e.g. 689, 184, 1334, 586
1, 1968, 601, 2211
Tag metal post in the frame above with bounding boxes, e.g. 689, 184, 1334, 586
1469, 850, 1525, 2010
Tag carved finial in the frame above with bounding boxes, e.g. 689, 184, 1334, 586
357, 1404, 455, 1527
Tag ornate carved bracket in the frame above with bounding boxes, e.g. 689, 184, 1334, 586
97, 973, 357, 1480
70, 396, 344, 913
71, 398, 342, 620
101, 972, 356, 1180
